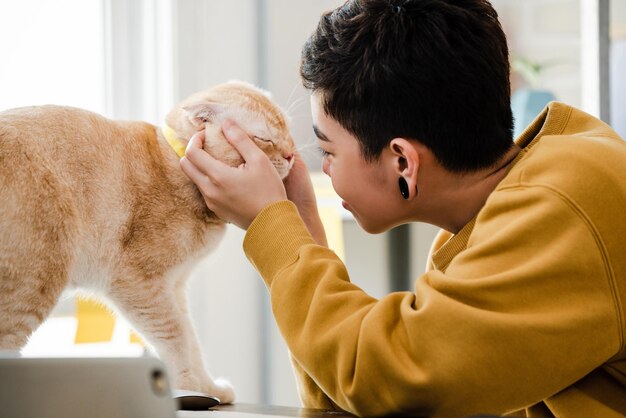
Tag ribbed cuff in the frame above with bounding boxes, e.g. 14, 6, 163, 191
244, 201, 316, 286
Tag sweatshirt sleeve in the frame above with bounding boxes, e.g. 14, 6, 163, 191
243, 194, 621, 417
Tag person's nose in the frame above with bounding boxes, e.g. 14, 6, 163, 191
322, 158, 330, 177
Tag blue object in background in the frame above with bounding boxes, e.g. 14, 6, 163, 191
511, 88, 556, 139
610, 39, 626, 140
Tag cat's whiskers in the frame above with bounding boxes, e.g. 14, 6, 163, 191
286, 96, 308, 118
296, 141, 324, 160
284, 82, 303, 115
285, 114, 313, 124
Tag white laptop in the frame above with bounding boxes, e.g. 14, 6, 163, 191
0, 354, 177, 418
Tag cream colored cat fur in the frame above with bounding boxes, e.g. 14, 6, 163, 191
0, 81, 296, 403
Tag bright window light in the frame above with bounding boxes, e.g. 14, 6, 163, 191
0, 0, 105, 113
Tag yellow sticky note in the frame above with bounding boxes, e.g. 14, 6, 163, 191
74, 298, 115, 344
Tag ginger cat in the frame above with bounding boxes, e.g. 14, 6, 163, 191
0, 81, 295, 403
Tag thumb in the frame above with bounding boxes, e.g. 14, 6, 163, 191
221, 119, 264, 162
186, 128, 206, 151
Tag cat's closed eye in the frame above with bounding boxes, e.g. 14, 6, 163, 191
253, 136, 273, 144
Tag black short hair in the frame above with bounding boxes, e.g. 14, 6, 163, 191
301, 0, 514, 172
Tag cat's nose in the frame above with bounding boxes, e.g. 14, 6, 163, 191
283, 152, 294, 162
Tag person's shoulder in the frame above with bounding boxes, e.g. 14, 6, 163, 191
493, 102, 626, 224
504, 102, 626, 191
544, 101, 620, 138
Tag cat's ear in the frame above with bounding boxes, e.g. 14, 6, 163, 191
183, 101, 225, 127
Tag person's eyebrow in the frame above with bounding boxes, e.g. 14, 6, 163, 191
313, 125, 331, 142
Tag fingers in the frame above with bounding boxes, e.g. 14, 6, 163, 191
180, 156, 209, 189
222, 120, 265, 163
188, 128, 206, 147
184, 128, 228, 178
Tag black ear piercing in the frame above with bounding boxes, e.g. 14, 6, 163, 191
399, 177, 410, 199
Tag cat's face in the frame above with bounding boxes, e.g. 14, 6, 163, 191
165, 81, 295, 179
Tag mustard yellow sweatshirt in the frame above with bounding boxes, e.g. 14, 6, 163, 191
243, 102, 626, 417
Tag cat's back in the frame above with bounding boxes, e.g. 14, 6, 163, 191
0, 103, 158, 233
1, 105, 117, 154
0, 104, 156, 187
1, 105, 112, 224
0, 104, 94, 123
1, 104, 103, 131
1, 105, 118, 171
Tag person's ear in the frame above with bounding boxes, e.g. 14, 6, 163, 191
389, 138, 419, 200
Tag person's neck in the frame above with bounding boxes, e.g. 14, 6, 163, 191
425, 144, 521, 234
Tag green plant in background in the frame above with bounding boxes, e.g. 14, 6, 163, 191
511, 55, 566, 88
510, 55, 557, 138
512, 56, 544, 88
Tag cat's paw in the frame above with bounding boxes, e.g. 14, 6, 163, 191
210, 378, 235, 404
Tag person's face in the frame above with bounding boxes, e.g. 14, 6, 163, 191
310, 93, 404, 234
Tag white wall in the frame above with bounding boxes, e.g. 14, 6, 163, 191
175, 0, 259, 99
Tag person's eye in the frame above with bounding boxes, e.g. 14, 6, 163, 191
318, 146, 331, 157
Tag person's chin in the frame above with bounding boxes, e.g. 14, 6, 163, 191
355, 217, 389, 234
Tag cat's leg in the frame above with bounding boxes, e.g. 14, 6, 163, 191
173, 281, 235, 402
108, 280, 235, 403
0, 268, 67, 350
0, 217, 71, 350
0, 146, 74, 351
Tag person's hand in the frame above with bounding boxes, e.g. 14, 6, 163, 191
283, 153, 328, 247
180, 120, 287, 229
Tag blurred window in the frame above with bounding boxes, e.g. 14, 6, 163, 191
0, 0, 105, 113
